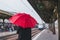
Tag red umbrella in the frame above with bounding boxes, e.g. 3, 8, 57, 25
9, 13, 37, 28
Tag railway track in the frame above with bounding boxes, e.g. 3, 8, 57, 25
0, 28, 41, 40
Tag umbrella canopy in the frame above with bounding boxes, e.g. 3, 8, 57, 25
9, 13, 37, 28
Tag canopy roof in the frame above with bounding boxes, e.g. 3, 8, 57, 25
28, 0, 58, 23
0, 9, 13, 19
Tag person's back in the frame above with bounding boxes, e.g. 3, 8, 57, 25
17, 27, 23, 40
17, 27, 31, 40
21, 28, 31, 40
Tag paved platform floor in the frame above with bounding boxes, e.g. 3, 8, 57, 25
33, 29, 58, 40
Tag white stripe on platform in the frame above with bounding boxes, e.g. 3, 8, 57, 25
32, 29, 46, 40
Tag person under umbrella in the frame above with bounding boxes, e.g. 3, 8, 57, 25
9, 13, 37, 40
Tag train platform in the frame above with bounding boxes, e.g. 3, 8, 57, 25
0, 28, 40, 37
0, 31, 17, 37
0, 28, 58, 40
33, 29, 58, 40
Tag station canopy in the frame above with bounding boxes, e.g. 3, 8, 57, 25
28, 0, 58, 23
0, 9, 13, 19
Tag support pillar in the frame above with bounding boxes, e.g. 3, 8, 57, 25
58, 14, 60, 40
58, 0, 60, 40
52, 22, 56, 34
3, 19, 5, 27
49, 23, 53, 32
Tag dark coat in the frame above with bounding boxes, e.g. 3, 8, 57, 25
17, 27, 23, 34
17, 27, 31, 40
